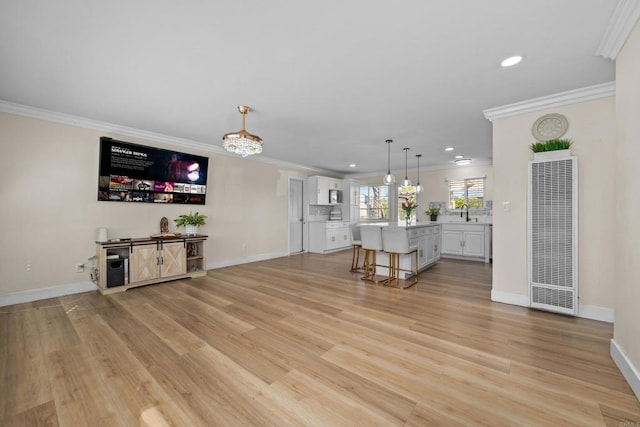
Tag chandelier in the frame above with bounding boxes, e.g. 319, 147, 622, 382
222, 105, 263, 157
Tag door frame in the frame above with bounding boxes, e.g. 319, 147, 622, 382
288, 177, 306, 254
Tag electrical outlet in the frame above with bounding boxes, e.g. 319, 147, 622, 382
503, 201, 511, 212
75, 263, 85, 273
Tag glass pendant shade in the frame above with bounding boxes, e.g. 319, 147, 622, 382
222, 106, 263, 157
383, 173, 396, 185
383, 139, 395, 185
402, 147, 411, 187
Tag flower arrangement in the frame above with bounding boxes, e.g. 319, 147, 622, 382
401, 199, 418, 223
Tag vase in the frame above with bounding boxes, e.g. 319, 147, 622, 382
405, 213, 412, 227
185, 225, 198, 236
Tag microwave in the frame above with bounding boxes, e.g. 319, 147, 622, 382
329, 189, 343, 204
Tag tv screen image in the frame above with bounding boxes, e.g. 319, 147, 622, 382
98, 137, 209, 205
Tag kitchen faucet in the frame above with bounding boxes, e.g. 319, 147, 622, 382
460, 203, 470, 222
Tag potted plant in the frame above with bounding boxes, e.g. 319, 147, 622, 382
530, 138, 573, 159
426, 207, 440, 222
174, 211, 207, 236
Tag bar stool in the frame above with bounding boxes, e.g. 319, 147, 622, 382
382, 227, 419, 289
360, 226, 385, 283
349, 224, 363, 272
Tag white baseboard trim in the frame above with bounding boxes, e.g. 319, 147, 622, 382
491, 290, 529, 307
207, 251, 289, 270
0, 252, 290, 307
579, 304, 615, 323
490, 290, 614, 322
611, 339, 640, 401
0, 281, 98, 307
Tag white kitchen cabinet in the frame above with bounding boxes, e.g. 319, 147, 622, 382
426, 228, 441, 265
308, 176, 342, 205
409, 225, 441, 270
308, 221, 351, 253
342, 179, 360, 223
441, 224, 491, 263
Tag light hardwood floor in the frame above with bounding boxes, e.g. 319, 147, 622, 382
1, 252, 639, 426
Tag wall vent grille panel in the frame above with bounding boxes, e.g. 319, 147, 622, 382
528, 156, 577, 315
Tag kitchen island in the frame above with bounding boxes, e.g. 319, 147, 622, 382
359, 222, 441, 280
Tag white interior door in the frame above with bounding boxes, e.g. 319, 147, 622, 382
289, 178, 304, 253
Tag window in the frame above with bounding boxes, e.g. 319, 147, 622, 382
359, 185, 389, 221
448, 178, 485, 209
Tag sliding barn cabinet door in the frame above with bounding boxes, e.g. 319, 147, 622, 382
528, 155, 578, 315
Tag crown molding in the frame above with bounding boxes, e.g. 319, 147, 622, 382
596, 0, 640, 60
0, 99, 329, 174
482, 81, 615, 122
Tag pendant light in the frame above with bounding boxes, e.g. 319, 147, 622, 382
415, 154, 423, 193
401, 147, 412, 187
222, 105, 263, 157
382, 139, 396, 185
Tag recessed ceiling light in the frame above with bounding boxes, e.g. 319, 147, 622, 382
455, 158, 472, 166
501, 55, 523, 67
455, 155, 464, 159
349, 163, 356, 168
445, 147, 454, 151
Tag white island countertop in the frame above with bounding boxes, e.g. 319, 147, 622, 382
360, 221, 492, 228
359, 222, 442, 228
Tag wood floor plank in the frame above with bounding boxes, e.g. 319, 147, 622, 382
296, 358, 417, 424
1, 309, 53, 418
2, 400, 59, 427
114, 298, 206, 356
1, 253, 639, 426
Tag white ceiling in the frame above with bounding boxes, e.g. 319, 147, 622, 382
0, 0, 618, 176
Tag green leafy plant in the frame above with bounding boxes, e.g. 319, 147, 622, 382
426, 207, 440, 216
174, 212, 207, 227
530, 138, 573, 153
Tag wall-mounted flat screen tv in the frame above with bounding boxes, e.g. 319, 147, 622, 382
98, 136, 209, 204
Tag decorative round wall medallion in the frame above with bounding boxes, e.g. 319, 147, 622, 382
531, 113, 568, 141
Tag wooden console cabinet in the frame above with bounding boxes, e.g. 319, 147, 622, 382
96, 235, 207, 295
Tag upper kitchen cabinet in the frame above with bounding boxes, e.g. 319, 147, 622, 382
308, 176, 342, 205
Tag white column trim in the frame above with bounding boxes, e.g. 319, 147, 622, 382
596, 0, 640, 60
610, 339, 640, 401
